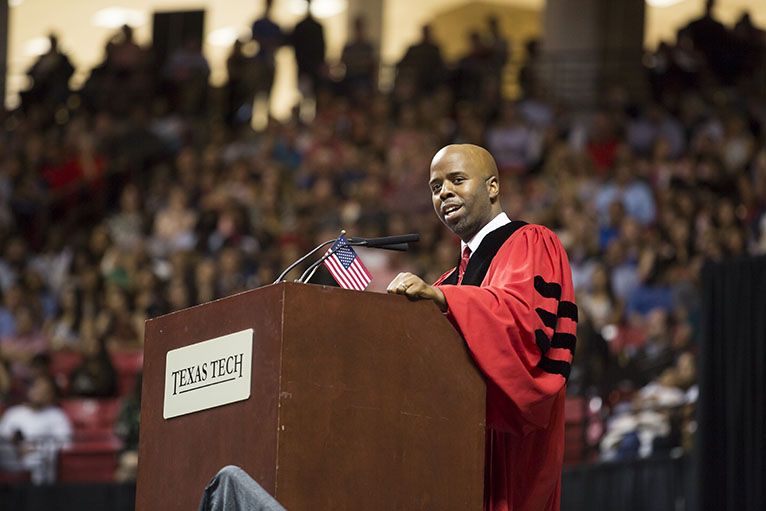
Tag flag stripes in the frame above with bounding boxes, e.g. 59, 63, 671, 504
322, 234, 372, 291
324, 254, 371, 290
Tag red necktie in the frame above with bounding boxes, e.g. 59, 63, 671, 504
457, 246, 471, 285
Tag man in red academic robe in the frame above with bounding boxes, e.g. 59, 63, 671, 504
387, 144, 577, 511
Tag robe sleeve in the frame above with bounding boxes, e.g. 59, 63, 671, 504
437, 224, 577, 435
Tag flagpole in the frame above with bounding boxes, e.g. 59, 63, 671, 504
302, 265, 320, 283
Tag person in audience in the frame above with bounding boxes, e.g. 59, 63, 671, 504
0, 374, 72, 484
396, 24, 446, 97
0, 306, 48, 382
22, 33, 74, 112
341, 17, 378, 94
0, 286, 18, 338
115, 372, 141, 482
105, 183, 145, 253
164, 37, 210, 116
45, 285, 82, 351
225, 39, 256, 127
0, 355, 11, 404
291, 0, 326, 100
95, 285, 141, 350
579, 263, 622, 333
485, 15, 510, 95
150, 186, 198, 258
486, 102, 533, 175
68, 320, 117, 398
250, 0, 285, 103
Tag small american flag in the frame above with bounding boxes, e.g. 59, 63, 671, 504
323, 234, 372, 291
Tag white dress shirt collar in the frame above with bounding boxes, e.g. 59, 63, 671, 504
461, 212, 511, 256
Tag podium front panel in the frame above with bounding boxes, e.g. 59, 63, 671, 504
275, 284, 485, 510
136, 285, 285, 511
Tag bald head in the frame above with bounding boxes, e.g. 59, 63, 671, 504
431, 144, 499, 182
429, 144, 503, 242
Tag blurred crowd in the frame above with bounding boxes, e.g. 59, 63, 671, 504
1, 3, 766, 483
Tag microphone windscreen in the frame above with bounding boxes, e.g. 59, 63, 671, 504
362, 234, 420, 248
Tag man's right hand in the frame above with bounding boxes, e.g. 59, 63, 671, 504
386, 272, 448, 312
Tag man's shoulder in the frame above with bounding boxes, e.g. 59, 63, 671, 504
485, 220, 533, 248
0, 405, 32, 425
39, 406, 70, 423
502, 222, 556, 239
494, 222, 564, 254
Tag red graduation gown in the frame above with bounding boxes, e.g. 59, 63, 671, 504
435, 224, 577, 511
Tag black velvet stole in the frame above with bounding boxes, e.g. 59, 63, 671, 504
440, 221, 528, 286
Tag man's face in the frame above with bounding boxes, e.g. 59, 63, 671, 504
429, 147, 498, 242
28, 377, 55, 409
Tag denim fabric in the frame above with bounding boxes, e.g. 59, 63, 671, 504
198, 465, 287, 511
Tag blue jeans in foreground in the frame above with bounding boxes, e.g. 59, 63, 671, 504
198, 465, 287, 511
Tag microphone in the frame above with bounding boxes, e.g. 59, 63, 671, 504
272, 237, 338, 284
346, 234, 420, 251
274, 233, 420, 285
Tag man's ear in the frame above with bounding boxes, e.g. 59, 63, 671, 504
487, 176, 499, 202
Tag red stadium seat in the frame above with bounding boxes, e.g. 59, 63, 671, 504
58, 398, 125, 482
57, 438, 122, 482
0, 470, 31, 484
109, 350, 143, 396
98, 397, 122, 425
60, 398, 122, 442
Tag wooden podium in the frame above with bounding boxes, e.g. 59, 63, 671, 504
136, 282, 486, 511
